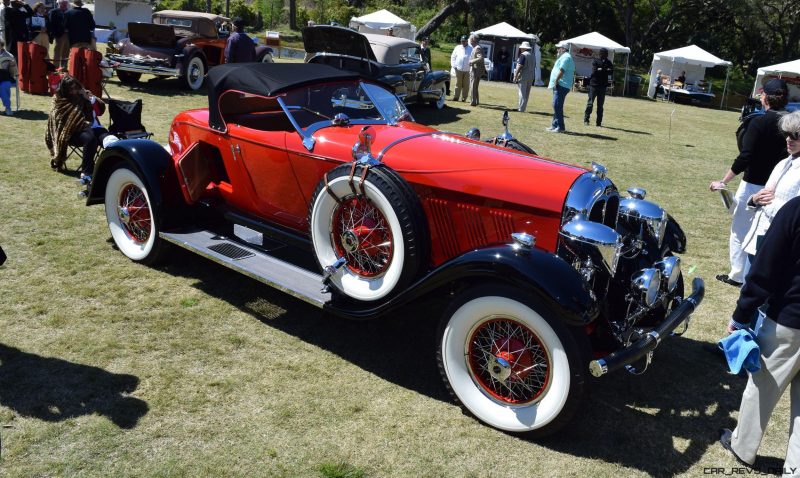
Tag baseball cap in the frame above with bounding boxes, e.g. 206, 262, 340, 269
760, 78, 788, 96
460, 35, 468, 41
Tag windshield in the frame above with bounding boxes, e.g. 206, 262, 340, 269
281, 80, 410, 130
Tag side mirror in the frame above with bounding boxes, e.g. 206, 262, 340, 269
465, 128, 481, 140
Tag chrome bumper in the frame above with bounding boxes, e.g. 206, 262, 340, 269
589, 277, 705, 377
107, 54, 180, 77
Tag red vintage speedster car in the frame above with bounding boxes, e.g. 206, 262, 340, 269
84, 63, 704, 436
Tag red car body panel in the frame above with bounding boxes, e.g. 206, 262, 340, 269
168, 108, 587, 265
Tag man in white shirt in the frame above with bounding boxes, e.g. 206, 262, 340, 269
450, 35, 471, 102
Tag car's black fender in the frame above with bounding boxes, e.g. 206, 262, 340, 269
664, 213, 687, 254
378, 74, 405, 90
86, 139, 185, 224
420, 70, 449, 90
255, 45, 273, 61
177, 45, 205, 72
325, 242, 598, 326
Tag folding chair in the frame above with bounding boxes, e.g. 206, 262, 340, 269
107, 98, 153, 140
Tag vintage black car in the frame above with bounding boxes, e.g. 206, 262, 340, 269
302, 25, 449, 109
107, 10, 273, 91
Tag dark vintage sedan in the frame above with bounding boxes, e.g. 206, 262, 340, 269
303, 25, 450, 109
84, 63, 704, 437
107, 10, 273, 91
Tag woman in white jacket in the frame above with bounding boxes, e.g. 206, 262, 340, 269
743, 111, 800, 261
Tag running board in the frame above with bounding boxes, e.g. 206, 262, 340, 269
160, 229, 331, 308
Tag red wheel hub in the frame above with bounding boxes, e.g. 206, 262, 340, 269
467, 318, 550, 405
331, 196, 393, 277
117, 184, 151, 244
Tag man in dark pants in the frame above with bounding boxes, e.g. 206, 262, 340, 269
224, 17, 255, 63
584, 48, 613, 127
720, 195, 800, 470
64, 0, 94, 49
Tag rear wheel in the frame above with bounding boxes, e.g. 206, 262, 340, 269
438, 286, 586, 436
104, 163, 165, 265
183, 55, 206, 91
116, 71, 141, 85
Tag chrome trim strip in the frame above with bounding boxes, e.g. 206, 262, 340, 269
112, 63, 180, 76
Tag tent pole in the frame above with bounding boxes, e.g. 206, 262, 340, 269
623, 52, 630, 97
667, 59, 675, 102
720, 66, 730, 110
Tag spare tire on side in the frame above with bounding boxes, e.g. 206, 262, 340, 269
308, 162, 429, 302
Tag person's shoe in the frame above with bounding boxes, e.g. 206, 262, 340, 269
596, 123, 602, 127
470, 102, 477, 106
545, 126, 557, 132
584, 120, 589, 126
716, 274, 743, 287
4, 108, 13, 116
718, 429, 753, 467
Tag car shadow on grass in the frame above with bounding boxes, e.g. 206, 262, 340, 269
598, 125, 652, 135
160, 250, 754, 475
412, 104, 473, 128
108, 78, 204, 98
0, 343, 148, 428
537, 335, 756, 477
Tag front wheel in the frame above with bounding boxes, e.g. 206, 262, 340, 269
437, 286, 587, 436
183, 55, 206, 91
104, 163, 165, 265
259, 52, 274, 63
430, 88, 446, 109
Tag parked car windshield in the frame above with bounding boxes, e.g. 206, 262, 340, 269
281, 80, 410, 130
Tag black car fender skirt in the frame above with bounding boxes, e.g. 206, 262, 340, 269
420, 70, 449, 89
85, 140, 183, 221
325, 243, 598, 325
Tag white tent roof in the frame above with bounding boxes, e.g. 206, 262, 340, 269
556, 32, 630, 53
473, 22, 537, 41
757, 59, 800, 76
654, 44, 731, 67
351, 9, 410, 28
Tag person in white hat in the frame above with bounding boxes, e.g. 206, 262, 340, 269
512, 41, 536, 112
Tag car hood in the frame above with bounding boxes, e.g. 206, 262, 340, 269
128, 22, 176, 48
302, 25, 376, 61
313, 124, 586, 215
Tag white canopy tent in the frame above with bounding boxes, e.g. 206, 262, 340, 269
751, 59, 800, 102
473, 22, 541, 83
647, 44, 732, 107
556, 32, 631, 95
349, 9, 416, 41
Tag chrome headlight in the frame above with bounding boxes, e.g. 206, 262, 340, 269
618, 198, 668, 247
632, 268, 662, 307
655, 256, 681, 293
560, 216, 623, 275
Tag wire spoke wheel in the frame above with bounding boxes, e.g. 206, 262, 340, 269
467, 317, 550, 405
118, 184, 152, 244
331, 196, 393, 277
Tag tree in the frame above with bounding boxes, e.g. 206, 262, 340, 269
289, 0, 297, 30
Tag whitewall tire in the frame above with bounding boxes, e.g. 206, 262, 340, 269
438, 287, 586, 436
104, 164, 164, 264
309, 164, 427, 302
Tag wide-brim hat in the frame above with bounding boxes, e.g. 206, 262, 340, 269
519, 41, 532, 50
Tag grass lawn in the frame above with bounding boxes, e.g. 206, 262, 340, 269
0, 62, 786, 477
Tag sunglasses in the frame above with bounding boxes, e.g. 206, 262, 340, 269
785, 131, 800, 141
